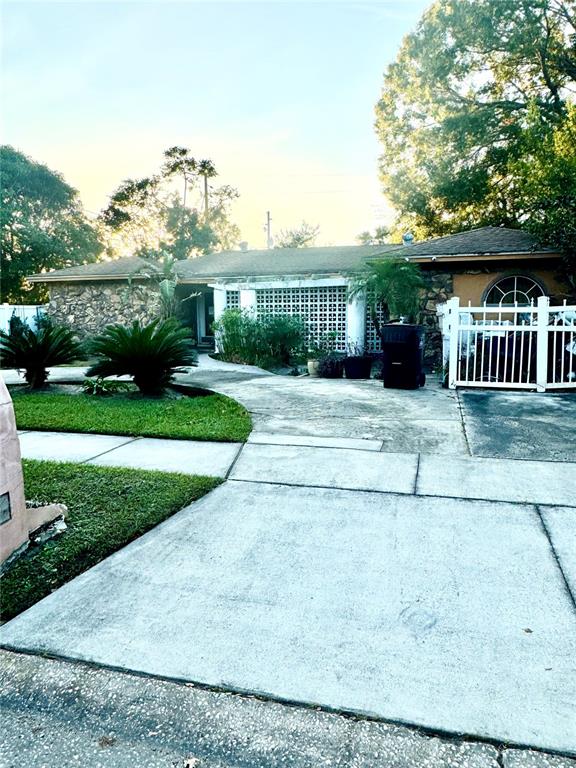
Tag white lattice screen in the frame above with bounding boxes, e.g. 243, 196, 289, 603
225, 290, 240, 309
256, 287, 348, 350
365, 295, 386, 352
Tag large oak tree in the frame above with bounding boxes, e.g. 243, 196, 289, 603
375, 0, 576, 243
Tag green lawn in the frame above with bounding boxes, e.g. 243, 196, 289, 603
11, 390, 252, 442
1, 460, 221, 622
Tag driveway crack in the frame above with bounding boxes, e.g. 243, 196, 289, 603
534, 505, 576, 614
455, 390, 472, 456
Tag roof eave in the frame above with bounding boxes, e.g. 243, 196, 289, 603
408, 250, 560, 264
27, 273, 153, 284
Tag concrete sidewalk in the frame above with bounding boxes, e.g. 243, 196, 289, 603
3, 364, 576, 759
19, 428, 576, 508
2, 477, 575, 753
18, 430, 242, 477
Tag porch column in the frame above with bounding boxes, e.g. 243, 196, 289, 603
239, 288, 257, 313
213, 288, 226, 322
346, 287, 366, 351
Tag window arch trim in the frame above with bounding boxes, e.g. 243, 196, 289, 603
482, 273, 548, 307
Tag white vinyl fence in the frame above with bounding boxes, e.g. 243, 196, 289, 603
0, 304, 46, 333
438, 296, 576, 392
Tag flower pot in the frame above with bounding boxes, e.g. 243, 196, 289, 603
307, 360, 320, 377
343, 355, 373, 380
318, 356, 344, 378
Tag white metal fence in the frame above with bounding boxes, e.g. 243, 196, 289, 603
0, 304, 46, 333
439, 296, 576, 392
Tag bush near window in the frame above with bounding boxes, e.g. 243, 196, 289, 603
0, 315, 82, 389
87, 318, 197, 396
213, 309, 306, 369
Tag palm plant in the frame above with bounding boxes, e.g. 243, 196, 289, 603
87, 318, 197, 396
0, 316, 82, 389
349, 257, 425, 335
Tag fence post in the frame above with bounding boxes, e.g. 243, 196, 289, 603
536, 295, 550, 392
446, 297, 460, 389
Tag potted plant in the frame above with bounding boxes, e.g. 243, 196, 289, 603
308, 332, 345, 378
318, 350, 345, 378
306, 343, 323, 377
343, 343, 373, 379
349, 257, 426, 388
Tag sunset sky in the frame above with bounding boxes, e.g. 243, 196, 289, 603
2, 0, 430, 249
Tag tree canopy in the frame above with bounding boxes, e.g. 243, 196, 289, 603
1, 146, 102, 303
100, 147, 240, 260
375, 0, 576, 246
357, 226, 390, 245
275, 221, 320, 248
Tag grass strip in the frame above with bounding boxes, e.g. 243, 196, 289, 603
11, 391, 251, 442
1, 460, 221, 621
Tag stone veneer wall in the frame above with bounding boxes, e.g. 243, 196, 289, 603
47, 281, 161, 338
420, 270, 453, 369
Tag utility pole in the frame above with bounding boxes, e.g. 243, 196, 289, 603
265, 211, 273, 249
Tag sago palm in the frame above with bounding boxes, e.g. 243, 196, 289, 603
0, 318, 82, 389
87, 318, 197, 396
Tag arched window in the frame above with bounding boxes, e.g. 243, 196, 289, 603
484, 275, 545, 306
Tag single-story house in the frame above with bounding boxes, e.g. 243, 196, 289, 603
28, 227, 568, 367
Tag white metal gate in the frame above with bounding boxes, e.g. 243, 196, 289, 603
439, 296, 576, 391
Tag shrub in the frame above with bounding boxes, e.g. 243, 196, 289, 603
81, 377, 132, 396
87, 318, 197, 396
257, 313, 307, 366
213, 309, 259, 363
0, 315, 82, 389
213, 309, 306, 368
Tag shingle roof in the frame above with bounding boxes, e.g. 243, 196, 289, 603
27, 256, 159, 282
27, 227, 558, 284
384, 227, 555, 261
175, 245, 396, 280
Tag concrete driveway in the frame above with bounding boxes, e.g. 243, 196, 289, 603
180, 357, 576, 461
2, 361, 576, 757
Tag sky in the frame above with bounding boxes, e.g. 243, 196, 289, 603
2, 0, 430, 249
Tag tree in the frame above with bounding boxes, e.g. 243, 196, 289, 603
356, 226, 391, 245
1, 146, 102, 303
375, 0, 576, 238
276, 221, 320, 248
100, 147, 240, 260
349, 258, 425, 329
515, 103, 576, 283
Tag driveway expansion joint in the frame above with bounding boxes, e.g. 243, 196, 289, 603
78, 435, 142, 465
224, 442, 245, 479
534, 505, 576, 615
227, 476, 576, 509
456, 389, 473, 456
413, 453, 421, 494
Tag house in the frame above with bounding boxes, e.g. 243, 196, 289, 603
28, 227, 567, 367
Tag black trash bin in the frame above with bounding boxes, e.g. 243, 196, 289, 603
379, 323, 425, 389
